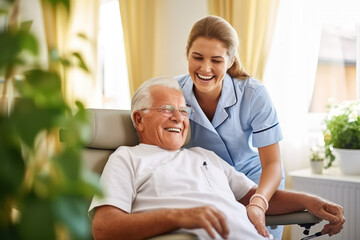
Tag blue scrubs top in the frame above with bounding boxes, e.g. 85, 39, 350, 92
176, 73, 285, 187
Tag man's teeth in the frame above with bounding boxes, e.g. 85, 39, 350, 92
165, 128, 181, 133
197, 73, 214, 80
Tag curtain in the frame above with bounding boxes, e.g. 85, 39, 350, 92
208, 0, 279, 81
41, 0, 101, 107
118, 0, 159, 96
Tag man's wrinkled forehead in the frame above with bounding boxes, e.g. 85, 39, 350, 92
149, 85, 186, 105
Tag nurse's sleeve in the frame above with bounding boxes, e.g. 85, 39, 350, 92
250, 86, 283, 148
88, 147, 136, 217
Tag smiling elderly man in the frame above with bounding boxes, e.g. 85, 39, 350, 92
89, 77, 344, 240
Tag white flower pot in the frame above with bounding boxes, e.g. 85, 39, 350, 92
333, 148, 360, 175
310, 161, 323, 174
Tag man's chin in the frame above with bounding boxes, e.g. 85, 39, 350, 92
161, 141, 184, 151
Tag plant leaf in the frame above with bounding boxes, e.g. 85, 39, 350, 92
0, 116, 24, 194
18, 195, 56, 240
53, 195, 91, 239
54, 147, 81, 181
77, 32, 88, 41
20, 20, 33, 32
72, 52, 89, 73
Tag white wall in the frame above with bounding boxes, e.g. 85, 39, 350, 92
153, 0, 207, 77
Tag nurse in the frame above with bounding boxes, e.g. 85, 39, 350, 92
175, 15, 284, 238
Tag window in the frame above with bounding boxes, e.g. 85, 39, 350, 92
309, 24, 358, 112
263, 0, 360, 171
98, 0, 130, 109
307, 1, 360, 147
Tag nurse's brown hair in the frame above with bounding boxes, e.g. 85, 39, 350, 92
186, 15, 250, 80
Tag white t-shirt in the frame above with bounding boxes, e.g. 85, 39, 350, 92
89, 144, 267, 240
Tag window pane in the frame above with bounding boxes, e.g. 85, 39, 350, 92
309, 24, 357, 112
98, 0, 130, 109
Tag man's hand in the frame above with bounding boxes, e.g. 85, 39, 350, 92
306, 196, 345, 236
246, 206, 270, 238
173, 206, 229, 239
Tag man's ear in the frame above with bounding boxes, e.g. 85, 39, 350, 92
133, 111, 144, 132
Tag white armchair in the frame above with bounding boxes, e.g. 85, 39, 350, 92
65, 108, 322, 240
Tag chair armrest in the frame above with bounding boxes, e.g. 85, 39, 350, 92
265, 210, 322, 226
146, 233, 199, 240
146, 211, 321, 239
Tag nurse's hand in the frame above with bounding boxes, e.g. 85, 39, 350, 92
246, 205, 270, 238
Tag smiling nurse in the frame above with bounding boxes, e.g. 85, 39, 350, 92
175, 16, 284, 239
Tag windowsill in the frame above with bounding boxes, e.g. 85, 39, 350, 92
289, 168, 360, 183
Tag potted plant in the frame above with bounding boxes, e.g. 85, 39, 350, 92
323, 100, 360, 175
0, 1, 101, 239
309, 145, 324, 174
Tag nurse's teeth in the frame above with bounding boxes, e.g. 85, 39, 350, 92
197, 73, 214, 80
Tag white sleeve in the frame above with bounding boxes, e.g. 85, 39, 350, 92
88, 147, 136, 217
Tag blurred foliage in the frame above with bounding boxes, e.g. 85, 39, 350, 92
0, 1, 101, 239
44, 0, 70, 11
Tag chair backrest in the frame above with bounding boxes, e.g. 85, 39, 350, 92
82, 108, 139, 174
82, 108, 190, 174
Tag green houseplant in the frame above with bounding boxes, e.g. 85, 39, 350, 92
323, 100, 360, 173
0, 0, 101, 239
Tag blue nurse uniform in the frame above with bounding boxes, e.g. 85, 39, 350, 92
176, 73, 285, 188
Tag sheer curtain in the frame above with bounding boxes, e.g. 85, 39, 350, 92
41, 0, 101, 107
263, 0, 323, 181
208, 0, 280, 81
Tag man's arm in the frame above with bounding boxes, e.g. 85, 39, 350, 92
239, 188, 345, 237
92, 205, 229, 240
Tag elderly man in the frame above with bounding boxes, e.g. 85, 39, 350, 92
89, 77, 344, 240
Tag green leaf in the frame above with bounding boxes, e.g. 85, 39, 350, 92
53, 195, 91, 239
11, 98, 65, 147
76, 32, 88, 41
20, 20, 33, 32
54, 147, 81, 181
0, 223, 19, 240
0, 30, 38, 71
60, 57, 71, 67
19, 69, 66, 108
18, 195, 56, 240
0, 116, 25, 194
76, 171, 103, 198
60, 106, 91, 146
72, 52, 89, 73
45, 0, 70, 12
0, 32, 21, 69
0, 8, 9, 15
18, 31, 38, 55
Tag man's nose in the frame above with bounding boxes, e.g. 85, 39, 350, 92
170, 109, 184, 122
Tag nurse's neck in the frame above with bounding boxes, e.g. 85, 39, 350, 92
193, 87, 221, 122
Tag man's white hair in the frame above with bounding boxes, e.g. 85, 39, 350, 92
131, 76, 183, 124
